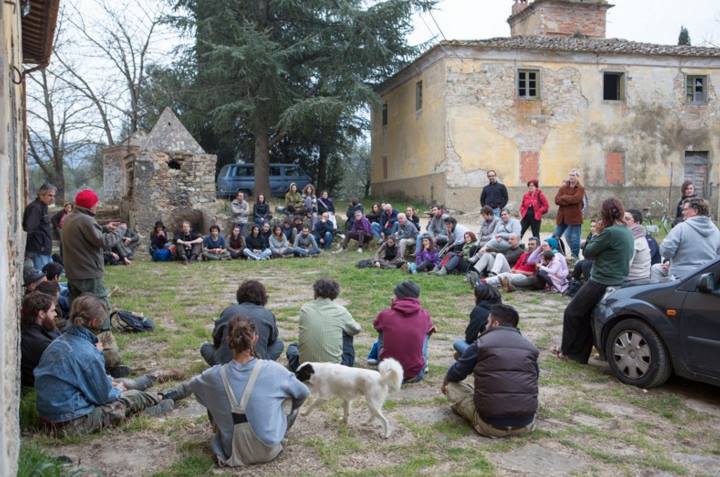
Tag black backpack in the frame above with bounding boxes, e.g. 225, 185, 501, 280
110, 310, 155, 333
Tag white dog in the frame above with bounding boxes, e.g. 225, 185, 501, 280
295, 359, 403, 438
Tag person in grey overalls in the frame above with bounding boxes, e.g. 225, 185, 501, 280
189, 317, 310, 466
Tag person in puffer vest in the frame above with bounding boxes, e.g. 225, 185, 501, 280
442, 304, 539, 438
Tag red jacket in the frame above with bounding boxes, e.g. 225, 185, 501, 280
374, 298, 433, 380
519, 190, 549, 221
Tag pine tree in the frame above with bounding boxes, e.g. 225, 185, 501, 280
168, 0, 434, 196
678, 26, 691, 46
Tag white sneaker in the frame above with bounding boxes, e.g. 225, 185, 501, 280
367, 358, 378, 366
357, 248, 363, 253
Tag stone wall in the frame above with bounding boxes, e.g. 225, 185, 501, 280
129, 151, 218, 240
509, 0, 611, 38
0, 6, 26, 475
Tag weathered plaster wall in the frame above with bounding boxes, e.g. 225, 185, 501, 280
371, 58, 446, 186
0, 5, 26, 475
374, 49, 720, 215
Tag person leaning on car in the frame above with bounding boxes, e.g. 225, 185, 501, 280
651, 198, 720, 282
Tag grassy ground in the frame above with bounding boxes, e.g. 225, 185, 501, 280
20, 243, 714, 476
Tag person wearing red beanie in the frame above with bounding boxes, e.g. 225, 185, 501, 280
61, 188, 128, 375
74, 189, 99, 210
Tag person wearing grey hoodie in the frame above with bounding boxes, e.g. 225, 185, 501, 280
623, 209, 652, 284
483, 209, 522, 252
416, 205, 449, 254
651, 198, 720, 282
395, 213, 419, 258
476, 206, 500, 249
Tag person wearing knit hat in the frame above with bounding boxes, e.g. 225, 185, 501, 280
367, 280, 435, 383
61, 188, 127, 375
23, 267, 47, 293
394, 280, 420, 299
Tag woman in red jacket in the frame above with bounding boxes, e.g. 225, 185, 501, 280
519, 180, 549, 240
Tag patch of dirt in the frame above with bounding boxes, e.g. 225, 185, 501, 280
490, 443, 592, 475
52, 431, 179, 477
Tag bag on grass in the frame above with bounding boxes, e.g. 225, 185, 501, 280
110, 310, 155, 333
356, 259, 374, 269
152, 248, 173, 262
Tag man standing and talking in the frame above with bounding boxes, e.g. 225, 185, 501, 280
480, 171, 508, 217
61, 189, 126, 373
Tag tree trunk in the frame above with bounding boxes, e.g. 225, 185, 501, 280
253, 119, 271, 198
54, 154, 66, 203
317, 141, 327, 191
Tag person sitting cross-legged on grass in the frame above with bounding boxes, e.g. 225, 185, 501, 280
202, 225, 231, 260
293, 225, 321, 257
269, 225, 300, 258
451, 283, 502, 358
373, 236, 404, 269
442, 304, 538, 438
313, 211, 334, 250
244, 225, 272, 261
286, 279, 361, 372
227, 225, 246, 259
34, 295, 187, 435
190, 317, 309, 466
201, 280, 284, 365
339, 210, 373, 252
21, 291, 61, 388
176, 220, 203, 264
367, 280, 436, 383
406, 236, 439, 273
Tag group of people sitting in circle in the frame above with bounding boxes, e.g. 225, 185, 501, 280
18, 172, 719, 468
19, 267, 540, 466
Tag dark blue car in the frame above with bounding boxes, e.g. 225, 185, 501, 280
216, 163, 312, 198
592, 258, 720, 389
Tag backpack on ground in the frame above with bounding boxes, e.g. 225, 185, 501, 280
356, 259, 374, 268
152, 248, 173, 262
110, 310, 155, 332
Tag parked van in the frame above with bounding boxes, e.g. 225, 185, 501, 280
216, 163, 312, 198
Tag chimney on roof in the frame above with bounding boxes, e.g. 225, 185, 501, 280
508, 0, 613, 39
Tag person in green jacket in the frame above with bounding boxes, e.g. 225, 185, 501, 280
558, 198, 634, 364
285, 182, 304, 215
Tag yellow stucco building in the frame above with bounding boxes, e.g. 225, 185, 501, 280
371, 0, 720, 217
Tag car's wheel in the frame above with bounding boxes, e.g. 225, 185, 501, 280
605, 318, 672, 388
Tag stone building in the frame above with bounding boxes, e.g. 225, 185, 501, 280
371, 0, 720, 216
103, 108, 218, 239
1, 1, 59, 474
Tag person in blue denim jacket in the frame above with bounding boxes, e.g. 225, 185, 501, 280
34, 295, 185, 434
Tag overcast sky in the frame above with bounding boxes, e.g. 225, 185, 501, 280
410, 0, 720, 46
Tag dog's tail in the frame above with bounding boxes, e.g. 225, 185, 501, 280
378, 358, 403, 391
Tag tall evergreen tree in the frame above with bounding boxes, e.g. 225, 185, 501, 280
169, 0, 434, 196
678, 26, 691, 46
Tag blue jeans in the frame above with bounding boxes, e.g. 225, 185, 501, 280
371, 222, 398, 240
554, 223, 582, 258
453, 339, 470, 355
295, 246, 320, 256
368, 332, 429, 382
492, 208, 501, 218
243, 248, 272, 260
286, 332, 355, 372
28, 253, 53, 271
315, 232, 333, 250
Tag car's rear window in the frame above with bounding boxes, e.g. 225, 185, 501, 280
228, 166, 252, 177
